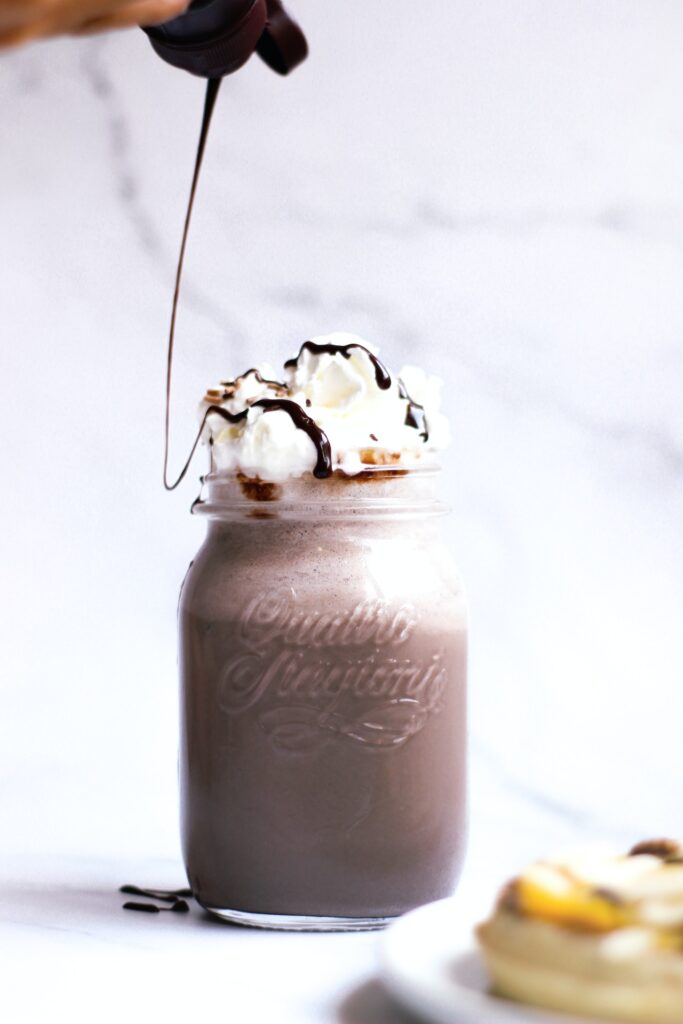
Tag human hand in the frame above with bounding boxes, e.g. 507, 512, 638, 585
0, 0, 189, 48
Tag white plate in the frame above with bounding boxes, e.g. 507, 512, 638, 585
380, 898, 600, 1024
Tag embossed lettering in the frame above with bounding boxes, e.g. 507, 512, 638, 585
240, 589, 417, 649
224, 588, 445, 750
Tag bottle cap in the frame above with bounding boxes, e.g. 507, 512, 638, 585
144, 0, 308, 78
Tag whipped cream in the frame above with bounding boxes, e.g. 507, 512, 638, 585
201, 333, 449, 481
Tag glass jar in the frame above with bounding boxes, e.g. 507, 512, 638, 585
179, 467, 468, 930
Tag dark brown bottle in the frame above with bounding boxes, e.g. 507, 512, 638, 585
144, 0, 307, 79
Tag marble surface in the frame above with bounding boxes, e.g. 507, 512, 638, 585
1, 0, 683, 1019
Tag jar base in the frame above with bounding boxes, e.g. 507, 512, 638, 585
204, 904, 397, 932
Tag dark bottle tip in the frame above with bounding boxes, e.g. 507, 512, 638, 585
144, 0, 307, 79
144, 0, 267, 78
257, 0, 308, 75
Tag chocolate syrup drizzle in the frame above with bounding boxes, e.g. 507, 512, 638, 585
220, 368, 287, 391
285, 342, 429, 441
398, 378, 429, 441
190, 397, 332, 480
253, 398, 332, 478
285, 340, 392, 390
162, 82, 429, 490
205, 367, 287, 404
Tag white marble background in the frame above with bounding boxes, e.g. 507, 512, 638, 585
1, 1, 682, 1019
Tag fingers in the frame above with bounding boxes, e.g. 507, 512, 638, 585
0, 26, 40, 48
133, 0, 190, 26
0, 0, 189, 47
72, 0, 189, 34
0, 0, 138, 33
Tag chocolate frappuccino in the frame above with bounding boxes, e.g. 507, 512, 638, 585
178, 335, 467, 929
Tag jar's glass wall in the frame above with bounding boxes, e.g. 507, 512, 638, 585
179, 470, 468, 928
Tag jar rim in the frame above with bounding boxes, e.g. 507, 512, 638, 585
191, 464, 449, 521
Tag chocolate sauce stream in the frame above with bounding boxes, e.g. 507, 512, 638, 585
163, 77, 222, 492
285, 341, 392, 391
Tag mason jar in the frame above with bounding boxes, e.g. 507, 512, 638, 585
179, 466, 468, 930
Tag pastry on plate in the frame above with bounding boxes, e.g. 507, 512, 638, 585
477, 839, 683, 1023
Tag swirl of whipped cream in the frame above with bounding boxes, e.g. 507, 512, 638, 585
201, 333, 450, 481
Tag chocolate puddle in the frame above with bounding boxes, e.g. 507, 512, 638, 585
120, 884, 193, 915
120, 884, 193, 902
123, 899, 189, 914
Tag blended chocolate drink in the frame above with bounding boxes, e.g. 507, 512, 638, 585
178, 335, 468, 929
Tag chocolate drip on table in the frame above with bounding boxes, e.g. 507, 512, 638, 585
123, 900, 190, 914
121, 885, 193, 902
120, 884, 193, 915
285, 341, 392, 391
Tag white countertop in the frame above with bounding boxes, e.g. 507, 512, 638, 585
0, 762, 638, 1023
1, 1, 682, 1020
1, 854, 386, 1023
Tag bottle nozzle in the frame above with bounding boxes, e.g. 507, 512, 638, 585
144, 0, 307, 79
257, 0, 308, 75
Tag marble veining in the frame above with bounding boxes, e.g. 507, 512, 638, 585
79, 39, 247, 345
1, 1, 682, 1020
